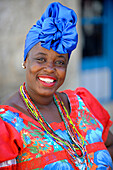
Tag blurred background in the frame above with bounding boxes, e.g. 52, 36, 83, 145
0, 0, 113, 130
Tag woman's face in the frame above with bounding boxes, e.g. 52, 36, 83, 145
24, 43, 68, 98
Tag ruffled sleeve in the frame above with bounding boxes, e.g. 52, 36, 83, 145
75, 87, 113, 142
0, 116, 23, 163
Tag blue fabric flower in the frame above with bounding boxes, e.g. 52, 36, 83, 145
1, 110, 25, 132
86, 128, 103, 144
24, 2, 78, 61
43, 159, 74, 170
94, 150, 112, 169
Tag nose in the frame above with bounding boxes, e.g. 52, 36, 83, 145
44, 62, 55, 73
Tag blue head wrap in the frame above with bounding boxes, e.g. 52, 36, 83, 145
24, 2, 78, 61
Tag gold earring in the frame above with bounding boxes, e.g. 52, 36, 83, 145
22, 63, 26, 69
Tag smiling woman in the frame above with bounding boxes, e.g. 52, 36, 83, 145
24, 43, 68, 99
0, 2, 113, 170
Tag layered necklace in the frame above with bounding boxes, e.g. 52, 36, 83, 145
19, 83, 88, 166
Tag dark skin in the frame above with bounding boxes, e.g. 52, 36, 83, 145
4, 43, 70, 124
3, 43, 113, 161
3, 91, 69, 124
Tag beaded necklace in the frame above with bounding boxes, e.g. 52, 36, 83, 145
19, 83, 88, 165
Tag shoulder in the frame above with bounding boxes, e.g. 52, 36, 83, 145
2, 91, 28, 114
57, 88, 80, 114
3, 91, 22, 107
2, 91, 37, 120
57, 91, 70, 114
0, 96, 23, 163
60, 87, 111, 126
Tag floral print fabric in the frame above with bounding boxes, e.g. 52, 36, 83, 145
0, 88, 112, 169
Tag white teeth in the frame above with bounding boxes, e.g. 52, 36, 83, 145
39, 77, 54, 83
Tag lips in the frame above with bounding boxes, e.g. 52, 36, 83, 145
38, 75, 56, 87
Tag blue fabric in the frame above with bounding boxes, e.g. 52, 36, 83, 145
24, 2, 78, 61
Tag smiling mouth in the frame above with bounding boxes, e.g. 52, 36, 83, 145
39, 77, 55, 84
38, 76, 56, 87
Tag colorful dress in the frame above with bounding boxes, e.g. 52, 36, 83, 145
0, 87, 112, 169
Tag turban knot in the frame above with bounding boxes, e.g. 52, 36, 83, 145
24, 2, 78, 61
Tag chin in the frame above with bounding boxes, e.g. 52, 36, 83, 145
37, 88, 57, 97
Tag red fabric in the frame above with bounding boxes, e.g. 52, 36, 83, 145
0, 117, 23, 162
0, 87, 112, 168
86, 142, 107, 153
0, 164, 17, 170
0, 150, 77, 170
75, 87, 112, 142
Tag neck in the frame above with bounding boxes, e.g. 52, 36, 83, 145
26, 86, 55, 108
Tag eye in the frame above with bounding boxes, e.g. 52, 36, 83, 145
55, 60, 65, 66
36, 57, 46, 63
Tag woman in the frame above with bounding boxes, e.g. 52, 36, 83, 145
0, 2, 113, 169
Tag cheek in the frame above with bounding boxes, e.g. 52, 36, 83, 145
58, 68, 67, 81
30, 65, 39, 73
25, 64, 39, 82
26, 62, 40, 74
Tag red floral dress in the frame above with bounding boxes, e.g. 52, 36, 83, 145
0, 87, 112, 169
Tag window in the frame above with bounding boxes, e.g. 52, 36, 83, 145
81, 0, 113, 101
82, 0, 104, 58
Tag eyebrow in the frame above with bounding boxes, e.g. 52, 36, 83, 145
57, 55, 67, 60
35, 52, 47, 56
34, 52, 67, 60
